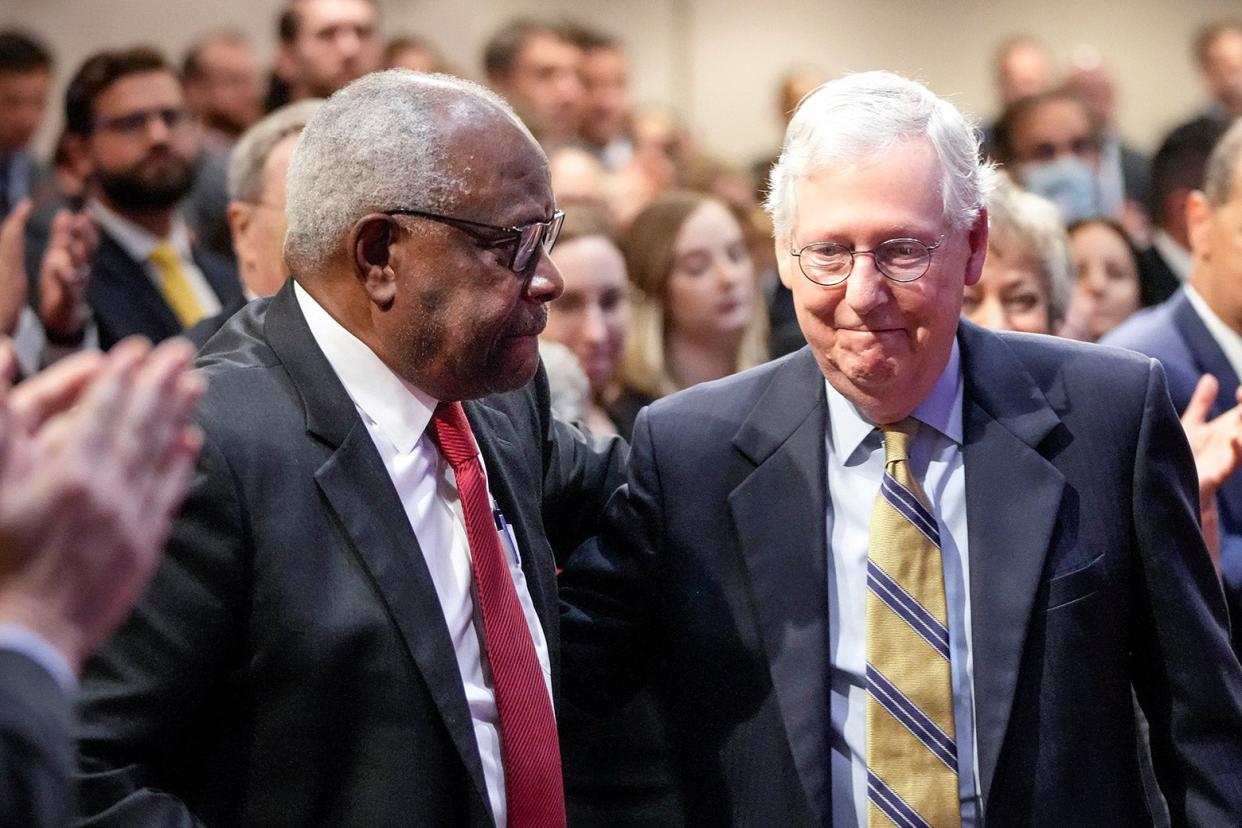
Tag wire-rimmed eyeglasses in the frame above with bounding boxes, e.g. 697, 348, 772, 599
790, 235, 945, 286
384, 207, 565, 275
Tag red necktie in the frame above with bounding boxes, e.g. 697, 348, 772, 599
431, 401, 566, 828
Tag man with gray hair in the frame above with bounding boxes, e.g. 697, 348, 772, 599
1105, 118, 1242, 662
185, 98, 322, 346
561, 70, 1242, 825
75, 69, 624, 827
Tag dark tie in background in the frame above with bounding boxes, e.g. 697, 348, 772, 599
432, 400, 567, 828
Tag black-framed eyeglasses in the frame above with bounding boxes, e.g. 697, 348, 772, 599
790, 235, 946, 286
94, 106, 194, 136
385, 207, 565, 275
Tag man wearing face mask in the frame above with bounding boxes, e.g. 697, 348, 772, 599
994, 88, 1116, 226
61, 46, 242, 349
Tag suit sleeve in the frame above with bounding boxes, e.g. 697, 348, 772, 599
0, 651, 72, 828
559, 407, 661, 715
1129, 358, 1242, 823
536, 364, 629, 563
74, 432, 245, 827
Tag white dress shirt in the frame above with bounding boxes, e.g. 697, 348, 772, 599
88, 199, 222, 318
294, 282, 552, 828
825, 340, 981, 826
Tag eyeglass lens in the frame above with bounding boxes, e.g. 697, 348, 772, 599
801, 238, 933, 284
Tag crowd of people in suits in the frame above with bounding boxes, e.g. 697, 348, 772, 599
2, 1, 1242, 824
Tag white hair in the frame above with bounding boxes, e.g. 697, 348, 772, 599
284, 69, 537, 273
228, 98, 322, 202
764, 70, 995, 241
987, 173, 1074, 325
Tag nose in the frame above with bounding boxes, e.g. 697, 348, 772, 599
336, 28, 362, 60
842, 254, 890, 316
579, 303, 608, 346
525, 251, 564, 303
144, 112, 172, 144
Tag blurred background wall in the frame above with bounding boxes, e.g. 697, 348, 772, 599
7, 0, 1240, 162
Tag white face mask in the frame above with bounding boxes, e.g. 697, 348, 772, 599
1018, 156, 1104, 224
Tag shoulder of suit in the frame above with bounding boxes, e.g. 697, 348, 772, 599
986, 328, 1155, 390
646, 348, 808, 421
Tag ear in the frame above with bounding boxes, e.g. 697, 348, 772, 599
226, 201, 254, 265
963, 207, 989, 287
350, 214, 399, 311
1186, 190, 1212, 261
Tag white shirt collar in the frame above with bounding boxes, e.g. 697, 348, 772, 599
293, 281, 438, 454
88, 198, 193, 263
1151, 229, 1192, 283
826, 337, 964, 461
1184, 284, 1242, 381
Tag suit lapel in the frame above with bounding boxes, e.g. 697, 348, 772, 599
728, 350, 832, 825
264, 283, 493, 816
1172, 293, 1241, 415
956, 322, 1065, 805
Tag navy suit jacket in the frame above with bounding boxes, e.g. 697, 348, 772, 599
562, 321, 1242, 825
87, 229, 242, 350
0, 651, 72, 828
1103, 289, 1242, 645
74, 281, 626, 826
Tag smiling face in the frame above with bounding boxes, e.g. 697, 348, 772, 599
777, 138, 987, 423
375, 120, 564, 401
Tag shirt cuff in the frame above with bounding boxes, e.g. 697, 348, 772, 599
0, 624, 78, 692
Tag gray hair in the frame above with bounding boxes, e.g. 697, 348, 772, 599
228, 99, 322, 203
284, 69, 536, 273
987, 173, 1074, 325
1203, 118, 1242, 207
764, 70, 995, 241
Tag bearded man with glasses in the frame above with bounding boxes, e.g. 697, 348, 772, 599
75, 69, 624, 827
560, 71, 1242, 826
59, 46, 242, 350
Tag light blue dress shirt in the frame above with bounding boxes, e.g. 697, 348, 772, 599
824, 340, 981, 826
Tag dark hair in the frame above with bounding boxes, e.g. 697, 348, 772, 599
64, 46, 171, 136
992, 88, 1096, 165
1193, 20, 1242, 70
1066, 217, 1159, 307
0, 30, 53, 74
564, 23, 618, 53
483, 18, 573, 79
1149, 118, 1228, 223
181, 30, 250, 82
277, 0, 378, 45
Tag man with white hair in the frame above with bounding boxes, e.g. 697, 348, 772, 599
561, 70, 1242, 825
75, 69, 624, 827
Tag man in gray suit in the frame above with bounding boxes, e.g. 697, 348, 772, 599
561, 71, 1242, 826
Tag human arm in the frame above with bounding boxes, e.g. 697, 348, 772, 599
1130, 360, 1242, 824
1178, 373, 1242, 569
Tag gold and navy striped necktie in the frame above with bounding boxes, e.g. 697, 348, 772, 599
866, 418, 960, 828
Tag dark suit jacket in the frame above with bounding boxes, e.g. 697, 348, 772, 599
184, 293, 247, 350
561, 321, 1242, 826
74, 281, 626, 826
87, 230, 242, 350
1136, 246, 1182, 308
1103, 289, 1242, 651
0, 651, 72, 828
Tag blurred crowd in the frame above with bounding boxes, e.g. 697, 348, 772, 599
2, 2, 1242, 824
4, 9, 1242, 440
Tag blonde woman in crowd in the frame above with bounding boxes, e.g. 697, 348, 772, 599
961, 174, 1073, 335
615, 190, 768, 435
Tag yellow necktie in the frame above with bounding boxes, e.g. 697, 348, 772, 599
149, 242, 205, 328
866, 419, 960, 828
